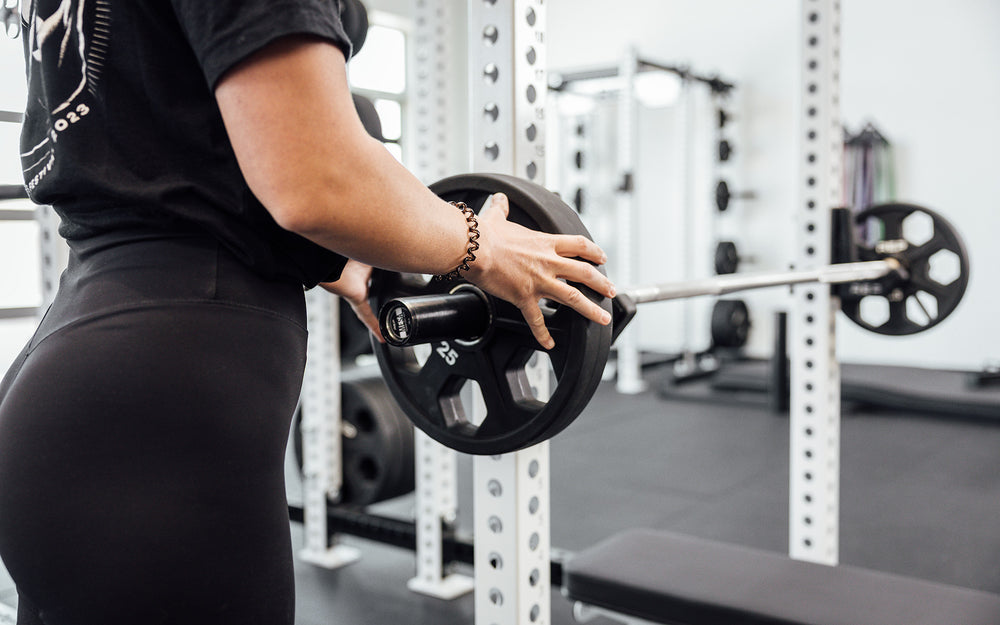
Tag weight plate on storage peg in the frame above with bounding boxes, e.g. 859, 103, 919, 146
716, 180, 731, 212
710, 299, 751, 348
339, 374, 415, 505
369, 173, 613, 455
718, 139, 732, 162
840, 203, 970, 335
714, 241, 740, 275
293, 374, 415, 507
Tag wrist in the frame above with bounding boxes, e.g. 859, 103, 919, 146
435, 201, 481, 281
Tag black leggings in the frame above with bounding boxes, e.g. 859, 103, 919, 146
0, 233, 307, 625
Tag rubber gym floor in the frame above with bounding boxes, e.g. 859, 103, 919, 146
1, 368, 997, 624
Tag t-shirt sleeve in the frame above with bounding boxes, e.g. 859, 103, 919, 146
170, 0, 353, 89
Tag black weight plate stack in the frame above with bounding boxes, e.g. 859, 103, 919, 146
339, 374, 415, 506
841, 203, 970, 335
710, 299, 751, 348
369, 173, 613, 455
292, 374, 415, 507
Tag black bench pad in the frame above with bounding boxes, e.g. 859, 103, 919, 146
563, 529, 1000, 625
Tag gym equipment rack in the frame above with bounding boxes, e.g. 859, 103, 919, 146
297, 2, 856, 624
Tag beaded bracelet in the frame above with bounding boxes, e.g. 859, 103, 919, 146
434, 201, 481, 281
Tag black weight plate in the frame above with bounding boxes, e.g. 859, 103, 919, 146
340, 375, 415, 506
841, 203, 969, 335
714, 241, 739, 275
710, 299, 750, 348
291, 374, 415, 507
369, 173, 613, 455
716, 180, 730, 212
718, 139, 732, 163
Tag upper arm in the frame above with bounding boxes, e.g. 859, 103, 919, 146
214, 36, 371, 231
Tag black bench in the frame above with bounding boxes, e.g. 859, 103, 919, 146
563, 529, 1000, 625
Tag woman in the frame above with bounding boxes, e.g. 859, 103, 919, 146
0, 1, 615, 624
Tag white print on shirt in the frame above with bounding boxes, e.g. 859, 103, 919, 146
20, 0, 110, 191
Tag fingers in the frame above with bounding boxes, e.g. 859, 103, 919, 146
555, 257, 616, 299
478, 192, 510, 221
553, 233, 607, 266
490, 193, 510, 217
349, 298, 384, 343
518, 301, 554, 350
545, 280, 612, 328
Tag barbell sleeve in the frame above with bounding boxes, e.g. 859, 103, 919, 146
377, 258, 903, 347
379, 287, 491, 347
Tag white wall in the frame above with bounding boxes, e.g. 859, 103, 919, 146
836, 0, 1000, 369
542, 0, 1000, 370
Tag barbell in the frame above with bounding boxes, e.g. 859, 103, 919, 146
368, 173, 970, 455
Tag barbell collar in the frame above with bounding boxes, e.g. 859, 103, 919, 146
625, 258, 901, 304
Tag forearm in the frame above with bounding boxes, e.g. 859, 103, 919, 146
289, 133, 471, 274
216, 36, 470, 275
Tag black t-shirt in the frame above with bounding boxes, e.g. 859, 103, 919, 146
20, 0, 352, 286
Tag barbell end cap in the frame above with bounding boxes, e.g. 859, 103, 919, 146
379, 301, 414, 347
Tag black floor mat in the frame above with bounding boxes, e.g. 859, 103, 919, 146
659, 360, 1000, 421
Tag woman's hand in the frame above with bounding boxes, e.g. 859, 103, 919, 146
319, 259, 384, 343
464, 193, 617, 350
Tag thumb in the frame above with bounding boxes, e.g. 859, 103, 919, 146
484, 192, 509, 219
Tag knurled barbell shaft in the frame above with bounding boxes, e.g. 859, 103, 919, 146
378, 258, 903, 347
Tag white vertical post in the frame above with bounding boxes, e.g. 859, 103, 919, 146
614, 48, 645, 395
410, 0, 455, 183
789, 0, 843, 566
408, 431, 473, 597
299, 290, 359, 568
469, 1, 552, 624
474, 447, 550, 625
673, 76, 699, 373
407, 0, 472, 599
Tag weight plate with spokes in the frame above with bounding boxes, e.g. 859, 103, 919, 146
841, 203, 969, 335
369, 173, 613, 455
